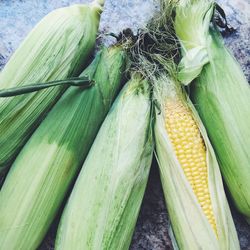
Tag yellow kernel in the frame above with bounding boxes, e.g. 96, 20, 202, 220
164, 99, 217, 236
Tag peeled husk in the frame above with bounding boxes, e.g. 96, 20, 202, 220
154, 74, 240, 250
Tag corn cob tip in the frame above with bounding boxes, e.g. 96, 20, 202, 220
93, 0, 105, 8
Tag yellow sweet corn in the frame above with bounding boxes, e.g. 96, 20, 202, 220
173, 0, 250, 220
0, 0, 103, 173
165, 99, 217, 234
0, 45, 126, 250
55, 74, 153, 250
154, 73, 240, 249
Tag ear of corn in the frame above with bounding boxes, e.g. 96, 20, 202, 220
55, 74, 153, 250
0, 0, 103, 173
0, 45, 126, 250
154, 73, 240, 250
174, 0, 250, 219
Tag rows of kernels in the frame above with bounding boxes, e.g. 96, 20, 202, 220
165, 100, 217, 234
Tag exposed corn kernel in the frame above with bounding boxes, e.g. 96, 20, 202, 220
165, 99, 217, 234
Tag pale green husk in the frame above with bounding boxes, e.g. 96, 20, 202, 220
154, 73, 240, 250
0, 45, 126, 250
174, 0, 250, 219
0, 1, 103, 172
55, 74, 153, 250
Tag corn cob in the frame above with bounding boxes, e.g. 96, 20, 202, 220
0, 45, 126, 250
154, 73, 240, 249
173, 0, 250, 220
0, 0, 103, 173
55, 74, 153, 250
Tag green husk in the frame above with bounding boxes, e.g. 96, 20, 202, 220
55, 74, 153, 250
0, 45, 126, 250
0, 0, 103, 173
154, 73, 239, 250
174, 0, 250, 219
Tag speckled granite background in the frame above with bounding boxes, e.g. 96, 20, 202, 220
0, 0, 249, 249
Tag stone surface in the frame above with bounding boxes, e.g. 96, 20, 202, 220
217, 0, 250, 81
0, 0, 249, 249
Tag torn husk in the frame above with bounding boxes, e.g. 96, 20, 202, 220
153, 72, 240, 249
